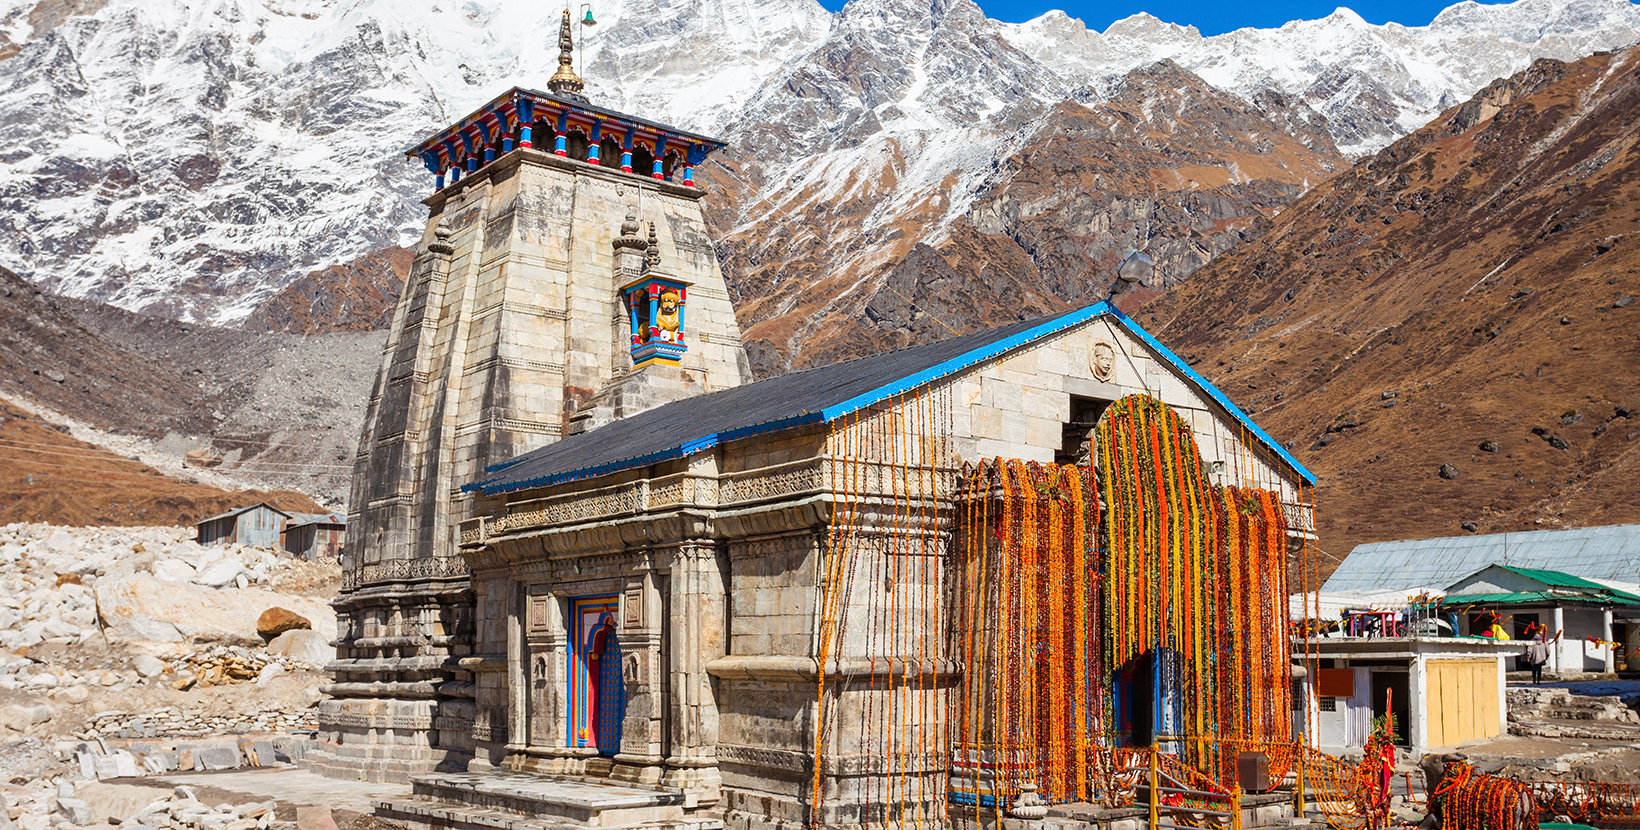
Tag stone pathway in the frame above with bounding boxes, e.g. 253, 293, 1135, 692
156, 767, 410, 814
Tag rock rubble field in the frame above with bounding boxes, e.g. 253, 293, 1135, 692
0, 523, 342, 828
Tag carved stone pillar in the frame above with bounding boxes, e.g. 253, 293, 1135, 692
613, 571, 667, 784
664, 541, 726, 807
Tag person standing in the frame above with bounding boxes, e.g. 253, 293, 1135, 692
1525, 634, 1552, 684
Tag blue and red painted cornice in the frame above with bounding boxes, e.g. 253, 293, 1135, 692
404, 87, 726, 190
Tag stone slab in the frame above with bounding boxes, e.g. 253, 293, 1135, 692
413, 772, 685, 827
196, 747, 240, 771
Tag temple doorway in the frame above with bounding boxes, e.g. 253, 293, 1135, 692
569, 596, 625, 754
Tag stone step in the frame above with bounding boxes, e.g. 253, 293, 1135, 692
401, 772, 688, 829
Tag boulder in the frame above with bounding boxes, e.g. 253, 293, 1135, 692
56, 797, 93, 826
152, 559, 195, 582
132, 654, 166, 678
1, 702, 53, 730
257, 607, 311, 639
194, 559, 250, 589
255, 663, 286, 686
265, 629, 335, 667
94, 574, 336, 646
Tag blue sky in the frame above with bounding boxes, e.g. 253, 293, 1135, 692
816, 0, 1487, 35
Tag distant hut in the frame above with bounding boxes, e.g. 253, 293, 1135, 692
1443, 564, 1640, 675
195, 504, 292, 549
282, 512, 346, 561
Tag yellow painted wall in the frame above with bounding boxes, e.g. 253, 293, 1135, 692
1425, 659, 1500, 748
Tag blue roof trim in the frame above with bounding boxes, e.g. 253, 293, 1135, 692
1105, 305, 1315, 484
463, 411, 828, 495
467, 300, 1314, 495
817, 303, 1112, 421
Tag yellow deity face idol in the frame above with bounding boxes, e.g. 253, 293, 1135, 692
659, 290, 679, 319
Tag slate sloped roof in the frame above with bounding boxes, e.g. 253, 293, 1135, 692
469, 302, 1315, 496
1324, 524, 1640, 595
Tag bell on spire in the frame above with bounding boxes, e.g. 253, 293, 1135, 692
548, 8, 586, 98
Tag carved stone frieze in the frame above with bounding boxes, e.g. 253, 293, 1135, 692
343, 555, 471, 591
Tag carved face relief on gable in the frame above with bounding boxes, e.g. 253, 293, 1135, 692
1090, 342, 1116, 382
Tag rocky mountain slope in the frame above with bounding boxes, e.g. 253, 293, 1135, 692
1143, 47, 1640, 565
243, 245, 411, 335
0, 264, 381, 508
0, 398, 320, 525
715, 58, 1346, 372
1, 0, 1636, 336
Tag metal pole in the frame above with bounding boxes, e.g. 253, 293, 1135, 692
1295, 747, 1307, 818
1149, 747, 1161, 830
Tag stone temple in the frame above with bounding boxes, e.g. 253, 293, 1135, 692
314, 16, 1321, 830
311, 13, 752, 783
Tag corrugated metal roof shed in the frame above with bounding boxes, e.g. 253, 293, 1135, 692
1324, 524, 1640, 595
286, 512, 345, 527
195, 503, 292, 527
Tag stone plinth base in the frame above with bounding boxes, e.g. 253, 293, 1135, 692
376, 771, 718, 830
306, 697, 473, 784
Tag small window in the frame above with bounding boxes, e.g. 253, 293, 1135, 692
1318, 697, 1337, 712
1056, 395, 1113, 466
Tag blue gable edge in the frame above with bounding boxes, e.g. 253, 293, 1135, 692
1104, 306, 1315, 485
467, 300, 1314, 495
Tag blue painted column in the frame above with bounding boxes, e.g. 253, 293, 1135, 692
588, 121, 603, 165
681, 165, 694, 186
554, 112, 568, 156
503, 134, 515, 152
467, 156, 478, 172
622, 128, 634, 172
647, 285, 660, 341
653, 137, 667, 180
436, 173, 446, 189
517, 98, 535, 149
628, 292, 640, 345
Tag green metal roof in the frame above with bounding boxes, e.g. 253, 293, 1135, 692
1491, 565, 1616, 592
1441, 565, 1640, 608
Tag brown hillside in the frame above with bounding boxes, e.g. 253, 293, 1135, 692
1143, 49, 1640, 569
0, 399, 320, 526
0, 264, 378, 506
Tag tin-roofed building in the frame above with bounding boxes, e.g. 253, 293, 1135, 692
195, 503, 292, 549
1323, 524, 1640, 595
283, 512, 346, 561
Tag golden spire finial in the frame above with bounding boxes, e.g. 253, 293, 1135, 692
548, 8, 585, 96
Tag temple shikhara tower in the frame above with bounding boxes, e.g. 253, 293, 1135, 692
317, 13, 1331, 830
313, 12, 752, 782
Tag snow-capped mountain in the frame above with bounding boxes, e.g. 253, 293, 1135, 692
0, 0, 1636, 332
